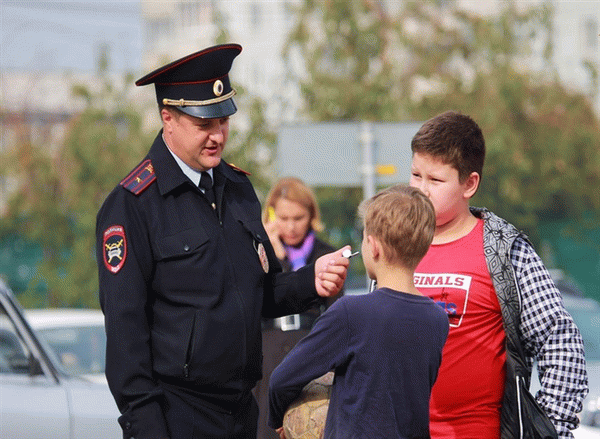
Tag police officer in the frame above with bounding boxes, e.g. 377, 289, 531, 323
96, 43, 349, 439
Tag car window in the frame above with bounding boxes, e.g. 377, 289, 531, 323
0, 304, 32, 374
36, 325, 106, 376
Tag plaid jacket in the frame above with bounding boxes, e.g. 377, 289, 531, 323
473, 207, 588, 439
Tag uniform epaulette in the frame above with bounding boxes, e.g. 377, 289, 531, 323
120, 159, 156, 195
227, 163, 251, 175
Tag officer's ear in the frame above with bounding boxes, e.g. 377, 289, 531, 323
161, 107, 182, 136
161, 107, 174, 124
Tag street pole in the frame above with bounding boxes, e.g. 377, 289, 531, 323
360, 121, 375, 201
360, 121, 375, 290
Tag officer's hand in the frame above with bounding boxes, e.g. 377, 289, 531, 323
276, 427, 286, 439
314, 246, 350, 297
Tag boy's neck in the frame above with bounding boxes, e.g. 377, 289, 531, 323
433, 208, 478, 245
372, 265, 422, 296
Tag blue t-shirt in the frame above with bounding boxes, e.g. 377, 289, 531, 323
268, 287, 449, 439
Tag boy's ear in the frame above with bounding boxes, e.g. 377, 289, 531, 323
463, 172, 480, 199
367, 235, 380, 261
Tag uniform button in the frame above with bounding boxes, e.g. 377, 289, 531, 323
125, 421, 131, 429
256, 234, 262, 240
183, 245, 190, 252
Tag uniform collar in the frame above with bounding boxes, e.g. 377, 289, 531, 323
162, 132, 213, 187
148, 131, 247, 196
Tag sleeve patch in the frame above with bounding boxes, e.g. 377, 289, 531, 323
103, 225, 127, 274
120, 159, 156, 195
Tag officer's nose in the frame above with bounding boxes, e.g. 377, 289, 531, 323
209, 126, 225, 143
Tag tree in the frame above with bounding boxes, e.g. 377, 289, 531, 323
283, 0, 409, 121
285, 0, 600, 241
0, 68, 152, 307
394, 1, 600, 241
284, 0, 600, 295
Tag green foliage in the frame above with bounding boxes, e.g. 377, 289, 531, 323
283, 0, 410, 121
286, 0, 600, 245
0, 74, 152, 307
285, 0, 600, 295
392, 2, 595, 241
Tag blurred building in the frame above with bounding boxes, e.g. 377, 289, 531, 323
139, 0, 600, 119
459, 0, 599, 113
551, 1, 599, 108
140, 0, 304, 124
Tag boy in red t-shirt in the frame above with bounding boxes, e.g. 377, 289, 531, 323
409, 111, 588, 439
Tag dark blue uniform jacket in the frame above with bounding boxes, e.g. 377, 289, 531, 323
96, 133, 321, 438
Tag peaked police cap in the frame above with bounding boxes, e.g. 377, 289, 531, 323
135, 43, 242, 119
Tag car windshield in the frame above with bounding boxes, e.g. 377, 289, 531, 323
0, 306, 31, 374
36, 325, 106, 376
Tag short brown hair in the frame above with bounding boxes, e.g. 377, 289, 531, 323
263, 177, 324, 232
411, 110, 485, 183
358, 185, 435, 269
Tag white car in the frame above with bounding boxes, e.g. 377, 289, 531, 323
25, 308, 106, 384
0, 280, 120, 438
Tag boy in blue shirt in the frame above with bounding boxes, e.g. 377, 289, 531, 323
268, 185, 449, 439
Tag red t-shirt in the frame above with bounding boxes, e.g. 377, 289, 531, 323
414, 219, 506, 439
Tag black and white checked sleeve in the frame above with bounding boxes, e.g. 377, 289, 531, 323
511, 237, 589, 439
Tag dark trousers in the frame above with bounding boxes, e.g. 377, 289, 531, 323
163, 385, 259, 439
253, 328, 310, 439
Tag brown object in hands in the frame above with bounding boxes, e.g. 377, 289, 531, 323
282, 372, 334, 439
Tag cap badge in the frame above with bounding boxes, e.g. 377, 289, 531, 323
213, 80, 224, 97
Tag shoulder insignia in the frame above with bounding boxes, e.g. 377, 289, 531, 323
227, 163, 251, 175
120, 159, 156, 195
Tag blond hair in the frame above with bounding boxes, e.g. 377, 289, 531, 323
358, 185, 435, 269
263, 177, 324, 232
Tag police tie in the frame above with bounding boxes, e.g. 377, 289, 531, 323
200, 171, 216, 210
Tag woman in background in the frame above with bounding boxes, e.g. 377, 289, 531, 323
255, 177, 339, 439
263, 177, 333, 272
